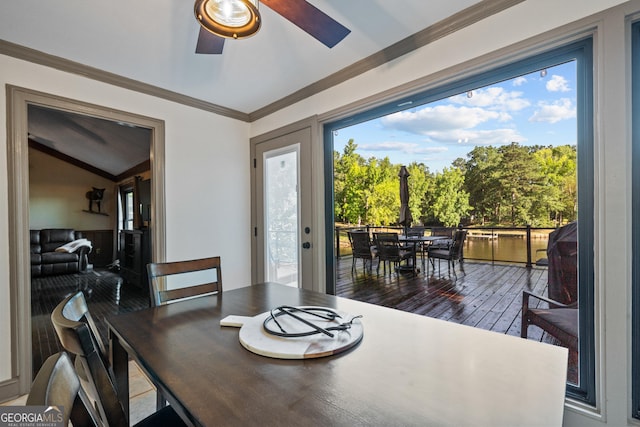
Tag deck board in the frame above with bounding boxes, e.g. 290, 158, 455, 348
336, 257, 554, 344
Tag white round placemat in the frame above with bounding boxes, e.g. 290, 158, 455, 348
238, 307, 363, 359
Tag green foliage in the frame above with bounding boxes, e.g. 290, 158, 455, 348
334, 140, 577, 227
430, 168, 470, 227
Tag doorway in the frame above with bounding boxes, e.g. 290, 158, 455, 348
251, 123, 316, 291
4, 85, 166, 398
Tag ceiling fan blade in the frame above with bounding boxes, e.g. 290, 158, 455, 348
261, 0, 350, 48
196, 27, 225, 54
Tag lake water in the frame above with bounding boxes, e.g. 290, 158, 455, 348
337, 229, 552, 264
463, 234, 549, 264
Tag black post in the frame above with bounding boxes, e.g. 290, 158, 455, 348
525, 224, 532, 268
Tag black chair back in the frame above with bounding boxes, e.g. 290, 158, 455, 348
27, 352, 100, 427
51, 292, 129, 427
373, 233, 401, 261
348, 231, 374, 259
449, 230, 468, 260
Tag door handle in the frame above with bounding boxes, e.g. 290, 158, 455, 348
302, 242, 311, 249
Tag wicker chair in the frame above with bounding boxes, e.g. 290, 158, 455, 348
347, 231, 377, 272
373, 232, 414, 275
427, 230, 467, 277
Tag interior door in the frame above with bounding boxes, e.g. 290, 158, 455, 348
254, 127, 312, 289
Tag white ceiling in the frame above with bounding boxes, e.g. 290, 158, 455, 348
0, 0, 483, 115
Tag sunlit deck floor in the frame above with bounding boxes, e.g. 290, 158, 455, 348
335, 256, 555, 344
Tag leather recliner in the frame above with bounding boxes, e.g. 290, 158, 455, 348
30, 229, 90, 277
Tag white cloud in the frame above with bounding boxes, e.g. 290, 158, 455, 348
513, 77, 527, 86
449, 87, 530, 112
381, 105, 505, 134
546, 75, 570, 92
425, 128, 526, 146
529, 98, 576, 124
360, 141, 448, 155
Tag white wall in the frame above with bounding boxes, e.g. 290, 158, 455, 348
29, 148, 116, 230
250, 1, 636, 426
0, 54, 251, 382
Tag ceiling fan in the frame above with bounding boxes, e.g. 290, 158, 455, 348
194, 0, 351, 54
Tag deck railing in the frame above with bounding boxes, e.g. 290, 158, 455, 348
335, 225, 557, 267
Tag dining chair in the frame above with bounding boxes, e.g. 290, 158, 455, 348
51, 292, 186, 427
427, 229, 467, 277
147, 256, 222, 307
27, 352, 185, 427
27, 352, 100, 427
347, 231, 377, 273
49, 291, 109, 403
373, 232, 414, 275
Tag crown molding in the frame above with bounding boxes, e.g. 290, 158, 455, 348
0, 39, 250, 122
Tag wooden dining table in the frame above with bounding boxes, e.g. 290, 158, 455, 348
106, 282, 568, 427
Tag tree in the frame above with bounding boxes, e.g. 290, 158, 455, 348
495, 143, 544, 225
333, 138, 577, 228
430, 167, 470, 227
532, 145, 576, 226
334, 139, 366, 224
406, 162, 433, 225
463, 146, 502, 224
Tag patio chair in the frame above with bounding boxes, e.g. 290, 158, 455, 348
147, 256, 222, 307
521, 221, 578, 352
373, 232, 414, 275
521, 291, 578, 352
427, 229, 467, 277
347, 231, 377, 273
535, 248, 549, 266
429, 226, 454, 250
51, 293, 186, 426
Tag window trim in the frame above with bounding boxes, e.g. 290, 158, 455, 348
323, 38, 595, 404
630, 20, 640, 420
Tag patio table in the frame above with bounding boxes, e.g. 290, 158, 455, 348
398, 235, 448, 273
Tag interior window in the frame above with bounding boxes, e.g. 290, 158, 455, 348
120, 185, 134, 231
324, 38, 594, 404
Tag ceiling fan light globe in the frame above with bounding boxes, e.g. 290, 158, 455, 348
194, 0, 261, 40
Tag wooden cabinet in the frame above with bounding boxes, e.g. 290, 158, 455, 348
80, 230, 114, 267
119, 229, 150, 289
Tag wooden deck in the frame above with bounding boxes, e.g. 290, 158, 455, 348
336, 256, 580, 384
335, 256, 553, 343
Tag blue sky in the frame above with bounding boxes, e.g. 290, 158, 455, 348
333, 61, 577, 173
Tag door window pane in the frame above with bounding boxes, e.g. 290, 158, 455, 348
264, 147, 299, 287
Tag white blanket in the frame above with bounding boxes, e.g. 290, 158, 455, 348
55, 238, 92, 253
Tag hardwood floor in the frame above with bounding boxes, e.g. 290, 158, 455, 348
31, 268, 149, 376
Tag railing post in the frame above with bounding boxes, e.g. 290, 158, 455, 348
525, 224, 532, 268
336, 227, 340, 259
